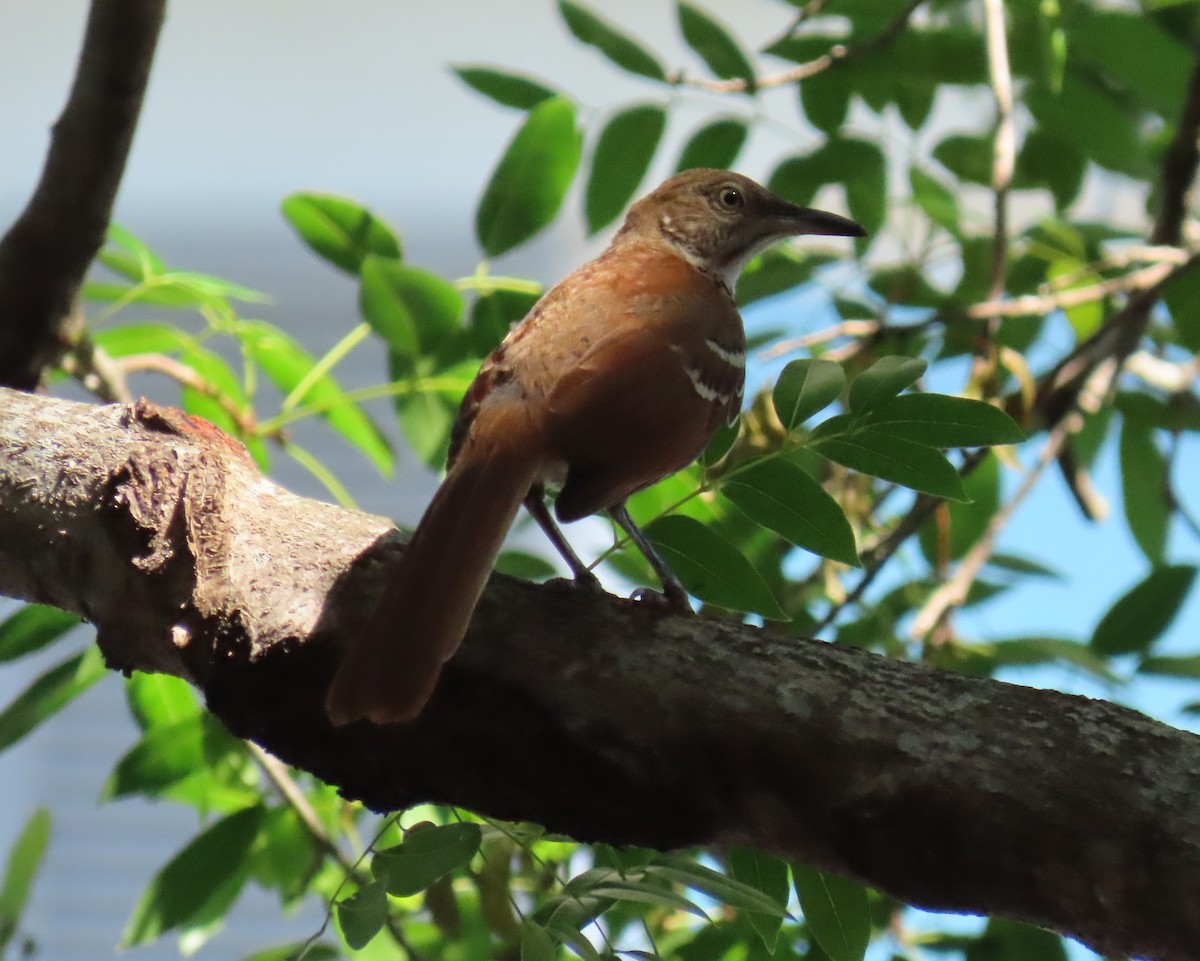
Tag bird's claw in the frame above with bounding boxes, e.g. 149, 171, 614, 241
629, 586, 693, 615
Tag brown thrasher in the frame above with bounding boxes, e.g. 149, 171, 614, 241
325, 168, 864, 725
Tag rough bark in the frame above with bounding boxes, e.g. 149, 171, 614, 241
1, 386, 1198, 961
0, 0, 165, 389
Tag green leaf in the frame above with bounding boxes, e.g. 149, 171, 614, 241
909, 166, 960, 236
1015, 128, 1086, 210
359, 257, 464, 360
101, 224, 165, 279
721, 458, 858, 566
676, 117, 748, 173
281, 194, 401, 275
773, 359, 846, 430
0, 605, 81, 663
792, 863, 871, 961
238, 321, 393, 475
0, 647, 106, 754
646, 855, 789, 917
471, 287, 540, 354
91, 322, 193, 358
933, 135, 992, 184
237, 943, 339, 961
920, 452, 1000, 563
585, 104, 667, 233
520, 919, 557, 961
476, 97, 582, 257
101, 713, 240, 802
335, 881, 387, 951
125, 673, 201, 731
810, 418, 967, 501
451, 64, 557, 110
848, 356, 927, 413
677, 1, 755, 86
839, 139, 887, 237
989, 637, 1116, 682
1090, 565, 1197, 656
643, 515, 788, 619
0, 808, 50, 953
1069, 9, 1190, 116
1163, 261, 1200, 352
728, 848, 790, 952
860, 394, 1024, 448
1140, 653, 1200, 679
585, 876, 708, 919
1119, 419, 1169, 565
558, 0, 666, 81
121, 806, 264, 946
1026, 76, 1147, 176
373, 822, 482, 897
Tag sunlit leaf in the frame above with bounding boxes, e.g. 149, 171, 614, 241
101, 713, 241, 802
281, 194, 401, 275
125, 673, 201, 731
0, 647, 106, 753
0, 605, 81, 663
558, 0, 666, 80
359, 257, 463, 360
676, 117, 748, 172
0, 808, 50, 953
677, 1, 755, 87
476, 97, 582, 257
121, 806, 264, 946
452, 64, 557, 110
585, 104, 667, 233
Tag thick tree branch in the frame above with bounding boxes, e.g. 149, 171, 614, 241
1, 387, 1198, 960
0, 0, 164, 389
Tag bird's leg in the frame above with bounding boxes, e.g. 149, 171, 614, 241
608, 503, 692, 614
523, 488, 603, 591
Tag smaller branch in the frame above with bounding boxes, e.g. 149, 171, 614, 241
118, 352, 260, 436
1153, 59, 1200, 246
755, 319, 879, 362
909, 420, 1072, 640
1125, 350, 1200, 394
966, 260, 1179, 320
0, 0, 165, 389
983, 0, 1014, 309
249, 742, 354, 872
812, 449, 990, 635
673, 0, 923, 93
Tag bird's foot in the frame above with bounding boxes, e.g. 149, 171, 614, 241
545, 569, 605, 595
629, 586, 693, 615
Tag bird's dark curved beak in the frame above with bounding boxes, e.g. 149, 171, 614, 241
782, 203, 867, 238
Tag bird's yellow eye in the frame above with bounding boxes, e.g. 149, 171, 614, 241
718, 186, 743, 209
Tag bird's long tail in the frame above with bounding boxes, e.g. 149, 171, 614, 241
325, 405, 541, 725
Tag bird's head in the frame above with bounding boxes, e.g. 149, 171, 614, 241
618, 168, 866, 290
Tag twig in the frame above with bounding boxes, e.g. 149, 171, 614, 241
674, 0, 923, 93
909, 423, 1071, 640
1153, 60, 1200, 246
812, 449, 990, 636
755, 319, 879, 361
983, 0, 1014, 309
965, 260, 1180, 319
118, 352, 260, 436
0, 0, 165, 389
